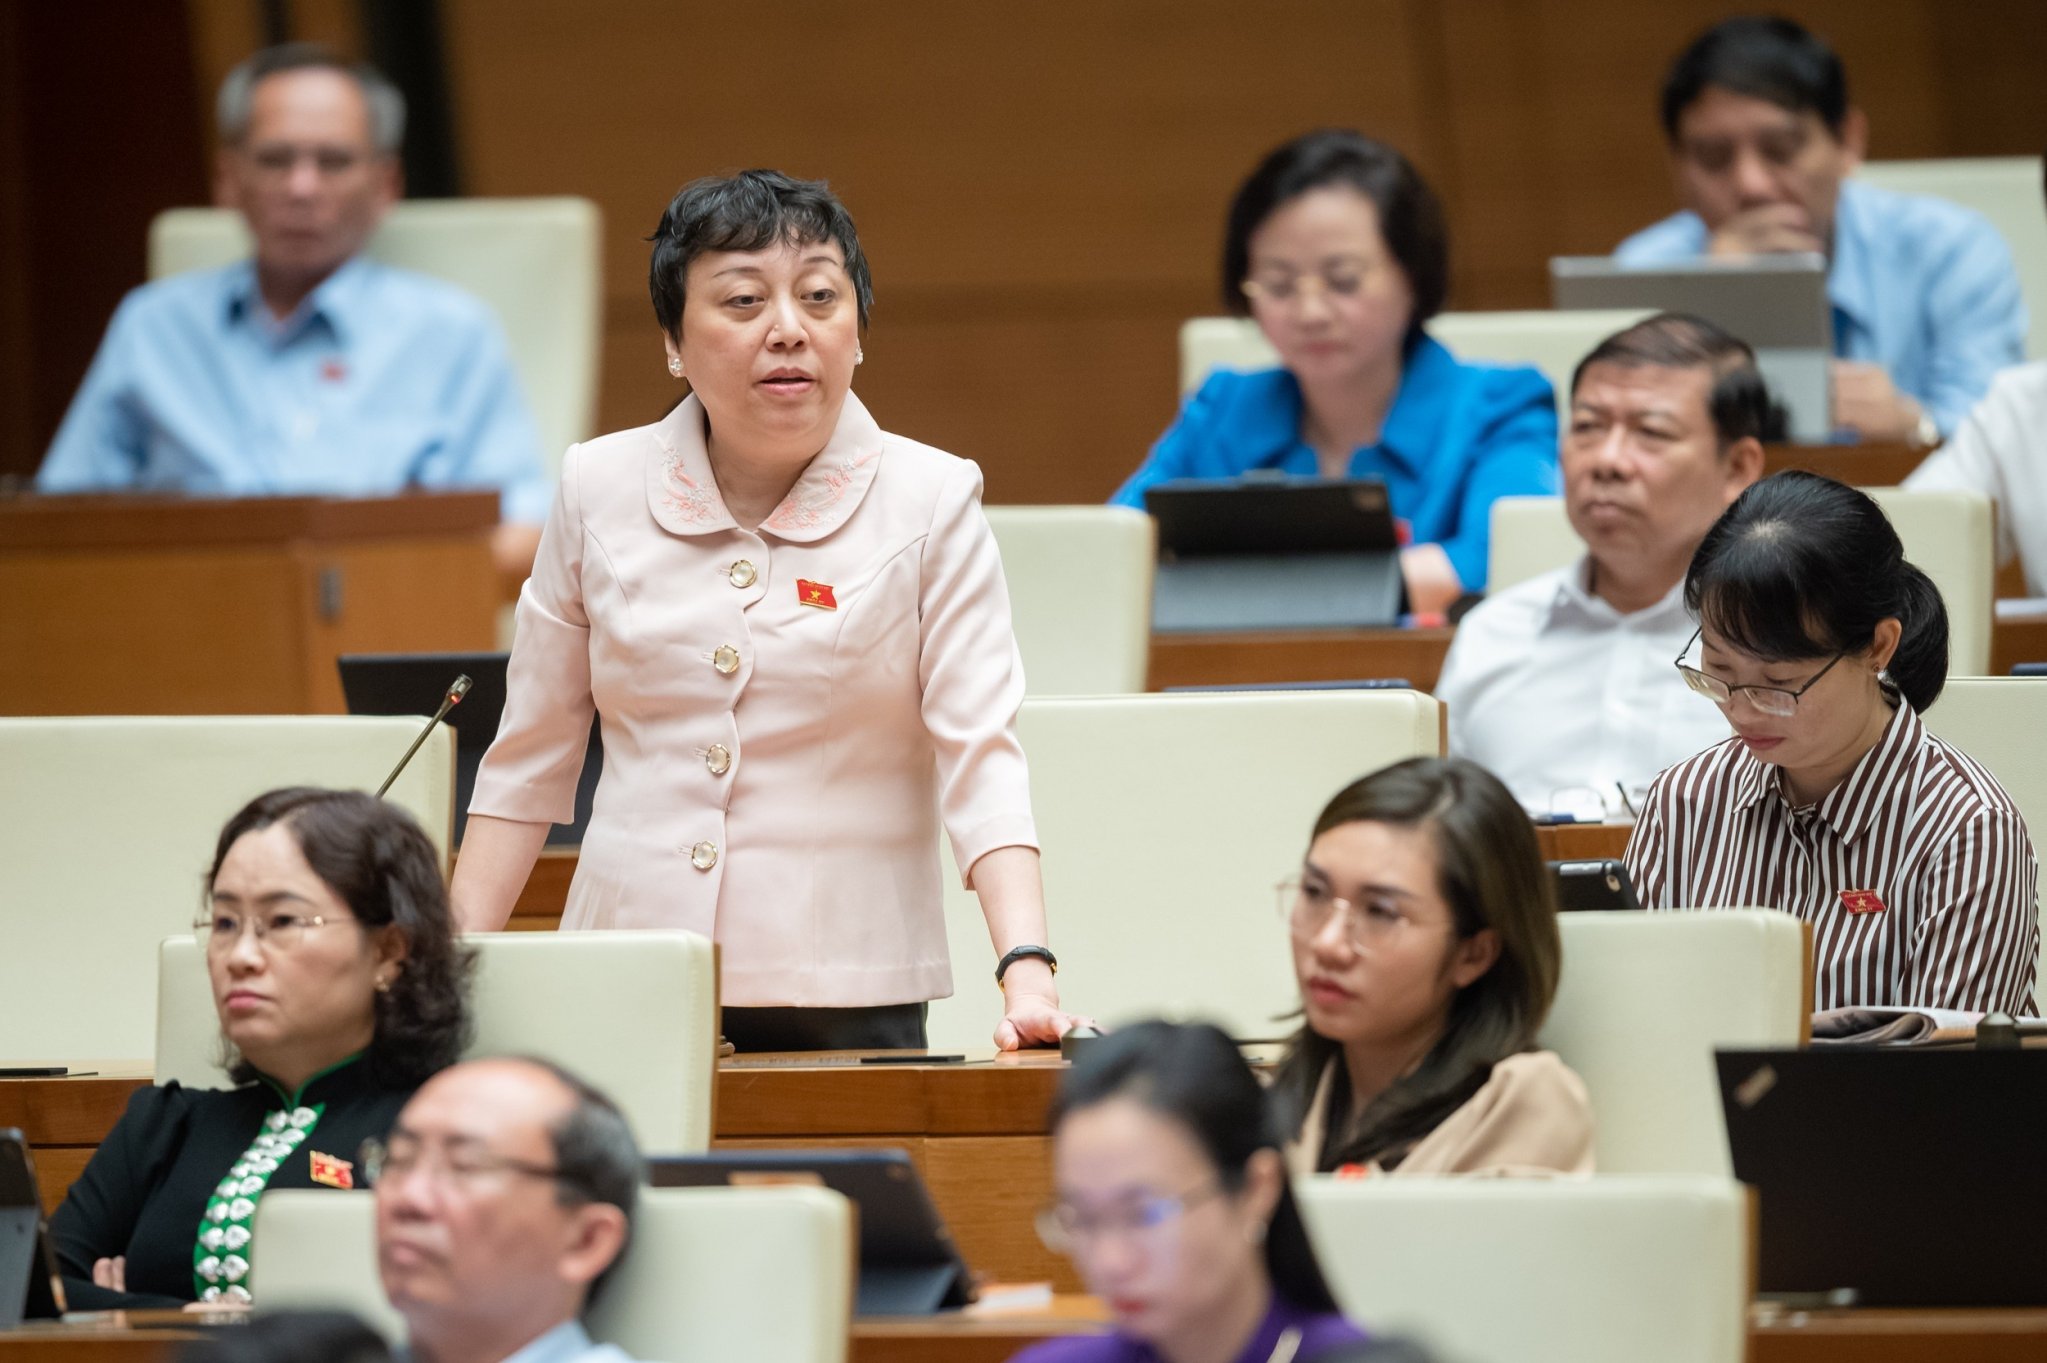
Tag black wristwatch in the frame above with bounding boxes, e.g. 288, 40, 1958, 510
995, 944, 1058, 987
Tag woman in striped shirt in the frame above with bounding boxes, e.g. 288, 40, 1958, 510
1625, 471, 2038, 1014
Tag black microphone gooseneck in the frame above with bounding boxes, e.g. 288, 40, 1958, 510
375, 674, 473, 798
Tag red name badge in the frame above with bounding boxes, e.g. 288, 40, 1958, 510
308, 1151, 354, 1189
1839, 888, 1888, 916
796, 579, 837, 610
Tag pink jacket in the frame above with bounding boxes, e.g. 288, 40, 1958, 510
469, 393, 1037, 1006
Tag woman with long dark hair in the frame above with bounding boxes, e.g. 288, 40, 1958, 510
1272, 758, 1593, 1176
51, 788, 476, 1310
1626, 470, 2038, 1013
1013, 1021, 1366, 1363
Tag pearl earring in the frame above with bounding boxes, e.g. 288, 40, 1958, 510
668, 357, 683, 378
855, 348, 865, 365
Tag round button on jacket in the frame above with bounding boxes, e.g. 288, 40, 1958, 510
712, 645, 741, 674
728, 560, 758, 588
689, 840, 719, 870
705, 744, 732, 775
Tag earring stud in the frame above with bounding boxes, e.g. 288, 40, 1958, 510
668, 357, 683, 378
855, 348, 865, 365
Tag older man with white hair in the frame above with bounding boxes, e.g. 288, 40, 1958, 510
37, 43, 548, 575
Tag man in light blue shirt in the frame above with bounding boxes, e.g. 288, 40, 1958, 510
376, 1058, 658, 1363
37, 44, 549, 575
1615, 15, 2024, 444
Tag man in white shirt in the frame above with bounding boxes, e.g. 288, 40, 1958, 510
1904, 361, 2047, 597
1436, 313, 1769, 818
374, 1057, 655, 1363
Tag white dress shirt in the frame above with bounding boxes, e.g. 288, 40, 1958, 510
1435, 558, 1733, 819
1905, 360, 2047, 596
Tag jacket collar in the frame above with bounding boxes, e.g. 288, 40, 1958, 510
647, 391, 885, 541
1244, 334, 1458, 477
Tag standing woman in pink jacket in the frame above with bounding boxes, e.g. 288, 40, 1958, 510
451, 169, 1086, 1052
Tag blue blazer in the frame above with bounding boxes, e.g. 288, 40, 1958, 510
1113, 336, 1558, 590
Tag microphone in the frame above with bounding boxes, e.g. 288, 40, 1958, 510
375, 674, 473, 798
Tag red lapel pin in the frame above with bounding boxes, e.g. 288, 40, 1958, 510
796, 579, 837, 610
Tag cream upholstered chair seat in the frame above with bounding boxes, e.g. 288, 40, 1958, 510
158, 931, 717, 1153
1484, 489, 1994, 674
254, 1185, 852, 1363
0, 716, 453, 1066
926, 690, 1442, 1050
1856, 158, 2047, 359
1542, 909, 1807, 1175
148, 199, 600, 478
983, 506, 1154, 694
1177, 309, 1650, 422
1923, 677, 2047, 1010
1295, 1174, 1747, 1363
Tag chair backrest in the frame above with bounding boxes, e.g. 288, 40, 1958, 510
1922, 677, 2047, 1010
1856, 158, 2047, 360
1483, 489, 1994, 674
157, 930, 718, 1152
0, 717, 452, 1065
1295, 1174, 1748, 1363
1541, 910, 1807, 1175
1177, 310, 1649, 422
983, 506, 1155, 694
926, 691, 1443, 1050
148, 199, 601, 474
254, 1185, 853, 1363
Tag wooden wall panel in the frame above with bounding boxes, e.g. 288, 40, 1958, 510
438, 0, 1438, 502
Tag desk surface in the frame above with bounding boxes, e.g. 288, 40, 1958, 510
7, 1301, 2047, 1363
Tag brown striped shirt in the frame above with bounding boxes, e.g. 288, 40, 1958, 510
1624, 702, 2039, 1015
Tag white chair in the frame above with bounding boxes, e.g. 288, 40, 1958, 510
157, 930, 719, 1153
0, 716, 453, 1066
1178, 309, 1651, 422
148, 198, 601, 475
1295, 1174, 1748, 1363
1542, 910, 1807, 1175
1856, 158, 2047, 359
1923, 676, 2047, 1010
1483, 488, 1995, 674
983, 506, 1155, 694
254, 1185, 853, 1363
926, 691, 1442, 1050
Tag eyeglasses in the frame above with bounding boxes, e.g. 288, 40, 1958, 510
1673, 627, 1846, 718
193, 908, 355, 954
1277, 875, 1439, 950
1036, 1179, 1227, 1255
1239, 259, 1377, 308
359, 1136, 566, 1191
242, 144, 370, 180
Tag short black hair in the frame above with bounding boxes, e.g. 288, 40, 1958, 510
1686, 471, 1949, 712
1221, 129, 1448, 348
1052, 1020, 1344, 1315
647, 169, 872, 337
173, 1309, 390, 1363
1661, 16, 1849, 141
208, 788, 475, 1089
1570, 312, 1787, 446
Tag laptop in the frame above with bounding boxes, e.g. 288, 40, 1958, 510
1550, 253, 1831, 440
1146, 476, 1404, 633
1716, 1047, 2047, 1306
338, 652, 602, 846
648, 1150, 974, 1316
0, 1131, 66, 1326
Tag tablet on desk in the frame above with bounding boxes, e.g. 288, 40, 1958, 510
648, 1149, 975, 1316
1, 1130, 68, 1326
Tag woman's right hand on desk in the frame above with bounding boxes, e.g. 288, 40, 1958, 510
91, 1255, 125, 1292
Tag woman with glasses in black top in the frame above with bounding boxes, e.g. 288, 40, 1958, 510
50, 788, 474, 1309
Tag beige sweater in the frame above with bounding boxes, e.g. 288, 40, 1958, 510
1284, 1050, 1596, 1178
